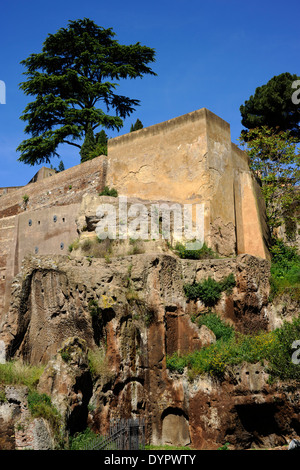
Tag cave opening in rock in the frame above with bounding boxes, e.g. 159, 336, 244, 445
234, 402, 286, 448
67, 371, 93, 435
161, 407, 190, 447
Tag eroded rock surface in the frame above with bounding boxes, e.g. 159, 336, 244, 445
0, 252, 299, 449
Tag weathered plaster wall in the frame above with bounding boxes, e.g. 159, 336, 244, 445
107, 109, 208, 204
107, 108, 270, 259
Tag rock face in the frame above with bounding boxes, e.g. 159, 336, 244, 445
0, 252, 270, 362
0, 251, 299, 449
0, 385, 54, 450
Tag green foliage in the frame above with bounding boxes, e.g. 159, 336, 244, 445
94, 130, 108, 157
197, 312, 234, 342
27, 390, 61, 429
99, 186, 118, 197
58, 160, 65, 172
27, 390, 51, 414
88, 299, 100, 317
267, 316, 300, 381
239, 127, 300, 235
174, 241, 217, 260
167, 330, 276, 379
167, 313, 300, 382
184, 278, 222, 306
88, 347, 115, 383
23, 194, 29, 203
80, 128, 108, 163
166, 352, 187, 375
145, 444, 191, 450
269, 239, 300, 300
60, 350, 72, 362
68, 238, 80, 252
0, 360, 44, 387
17, 18, 156, 165
69, 427, 100, 450
80, 124, 96, 163
0, 390, 7, 403
219, 273, 236, 294
240, 72, 300, 140
270, 238, 300, 265
130, 118, 143, 132
218, 442, 230, 450
183, 274, 236, 307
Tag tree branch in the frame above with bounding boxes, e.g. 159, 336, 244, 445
62, 140, 81, 149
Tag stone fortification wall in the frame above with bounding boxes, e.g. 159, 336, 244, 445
0, 156, 106, 219
0, 187, 23, 197
0, 108, 270, 321
0, 156, 107, 317
107, 108, 270, 259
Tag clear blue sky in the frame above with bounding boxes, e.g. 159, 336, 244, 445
0, 0, 299, 187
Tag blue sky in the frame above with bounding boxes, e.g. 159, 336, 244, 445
0, 0, 299, 187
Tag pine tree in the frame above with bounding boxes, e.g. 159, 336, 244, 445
17, 18, 156, 165
58, 160, 65, 172
79, 125, 96, 163
240, 72, 300, 141
130, 119, 143, 132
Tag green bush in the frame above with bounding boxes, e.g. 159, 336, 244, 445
69, 427, 103, 450
197, 312, 234, 342
269, 239, 300, 299
266, 315, 300, 381
167, 330, 277, 379
219, 273, 236, 295
68, 238, 80, 252
88, 299, 100, 317
167, 315, 300, 382
99, 186, 118, 197
27, 390, 61, 430
184, 278, 221, 305
166, 352, 187, 374
174, 242, 217, 260
183, 274, 236, 307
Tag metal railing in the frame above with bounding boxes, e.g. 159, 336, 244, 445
84, 418, 145, 450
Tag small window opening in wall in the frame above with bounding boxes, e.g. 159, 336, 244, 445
35, 247, 39, 254
60, 242, 64, 250
62, 217, 65, 222
28, 219, 32, 226
53, 215, 57, 223
38, 221, 40, 225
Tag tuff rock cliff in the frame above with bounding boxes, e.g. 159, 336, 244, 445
0, 246, 299, 450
